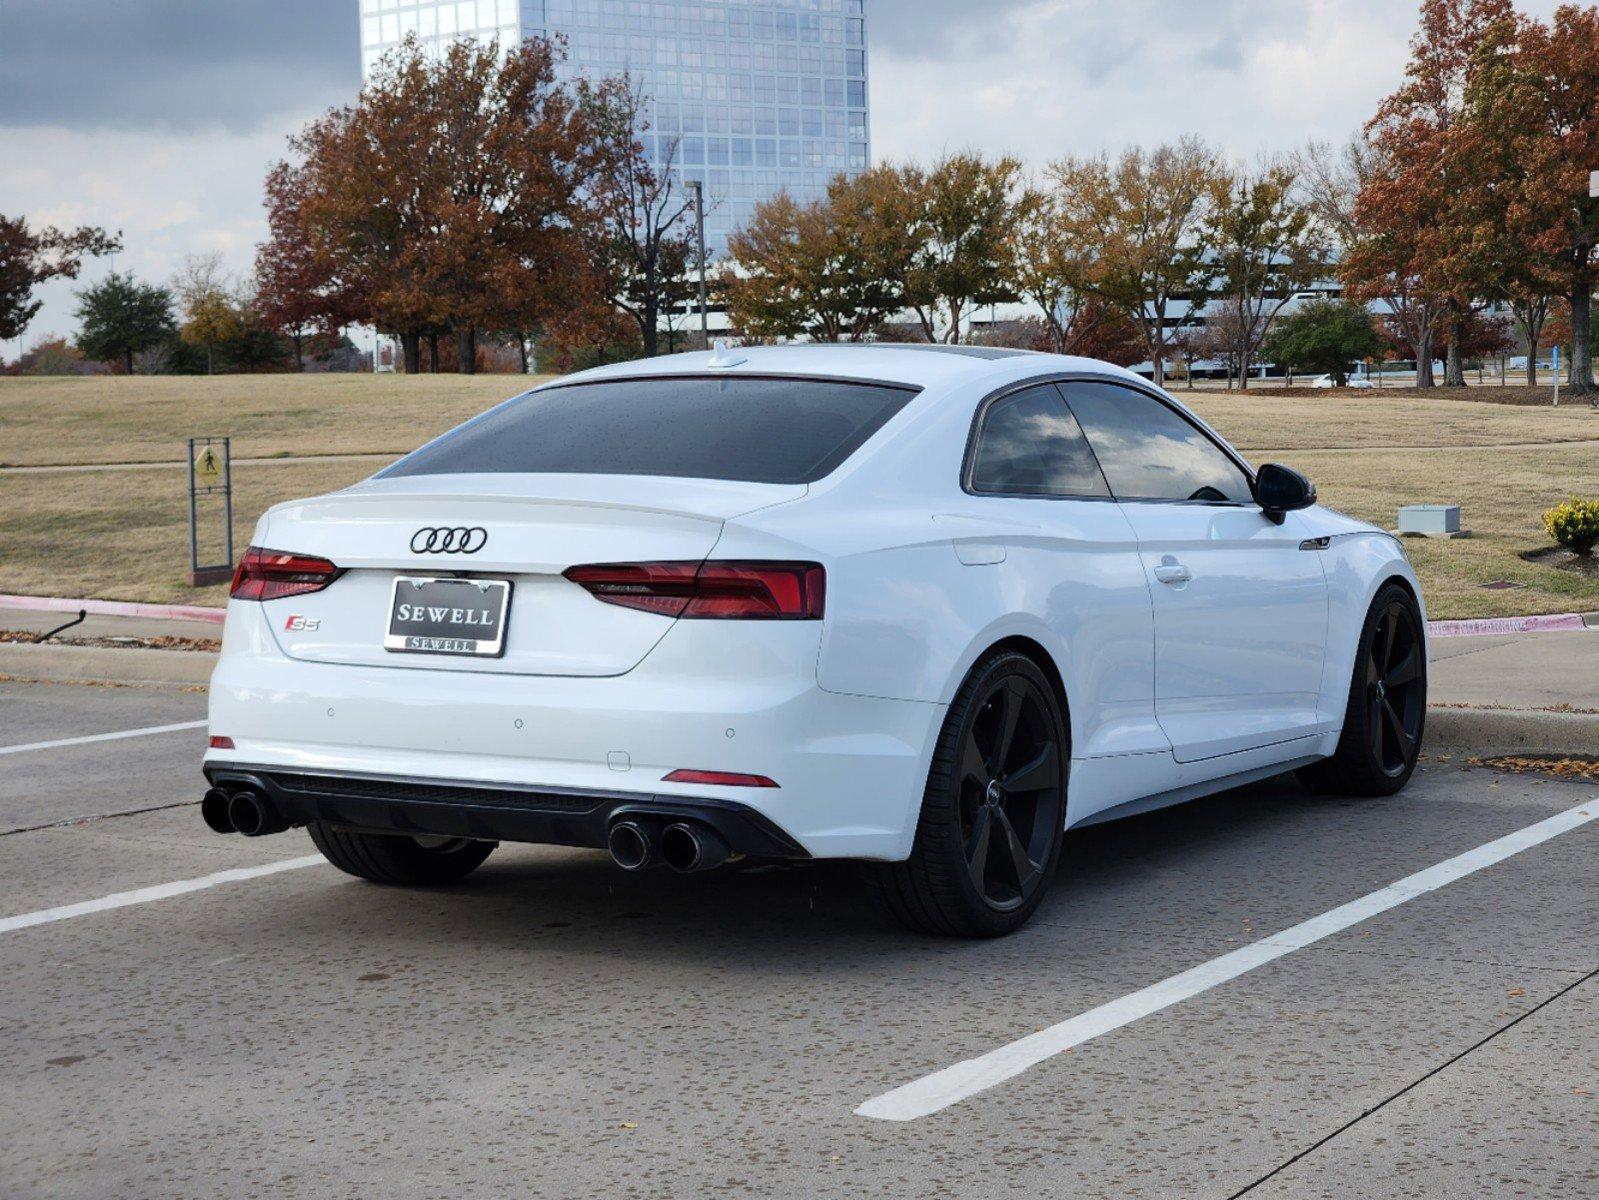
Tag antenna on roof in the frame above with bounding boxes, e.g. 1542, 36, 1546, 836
706, 338, 747, 370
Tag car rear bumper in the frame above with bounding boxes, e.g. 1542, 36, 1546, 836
205, 626, 944, 860
202, 762, 811, 858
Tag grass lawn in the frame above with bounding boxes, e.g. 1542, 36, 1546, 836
1, 375, 1597, 617
0, 374, 545, 467
1181, 386, 1599, 452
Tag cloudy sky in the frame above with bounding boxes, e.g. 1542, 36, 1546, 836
0, 0, 1572, 348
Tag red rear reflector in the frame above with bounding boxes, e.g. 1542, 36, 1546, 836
208, 735, 235, 750
230, 546, 342, 602
663, 769, 780, 788
564, 561, 824, 619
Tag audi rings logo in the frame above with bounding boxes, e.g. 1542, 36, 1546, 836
410, 526, 488, 555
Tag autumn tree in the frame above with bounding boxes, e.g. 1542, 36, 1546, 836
722, 167, 913, 342
1204, 159, 1326, 388
272, 35, 609, 374
0, 215, 121, 342
894, 153, 1023, 344
17, 337, 92, 376
73, 272, 176, 375
581, 75, 697, 357
1049, 138, 1225, 387
1316, 133, 1442, 385
1464, 4, 1599, 396
1356, 0, 1515, 387
256, 161, 360, 371
1009, 185, 1127, 356
172, 253, 244, 374
721, 191, 843, 341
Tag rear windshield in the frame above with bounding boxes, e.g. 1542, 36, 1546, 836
379, 375, 918, 486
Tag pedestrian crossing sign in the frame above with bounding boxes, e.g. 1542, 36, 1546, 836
194, 445, 223, 484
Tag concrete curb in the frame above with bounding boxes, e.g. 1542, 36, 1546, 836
0, 643, 216, 688
1425, 707, 1599, 757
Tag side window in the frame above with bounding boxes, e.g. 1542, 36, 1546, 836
968, 384, 1110, 498
1062, 381, 1253, 504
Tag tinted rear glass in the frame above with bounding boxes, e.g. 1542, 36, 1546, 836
380, 375, 918, 486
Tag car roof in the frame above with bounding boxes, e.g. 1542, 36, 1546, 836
558, 343, 1149, 392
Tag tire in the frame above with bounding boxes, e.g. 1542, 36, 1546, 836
1297, 582, 1427, 797
307, 823, 497, 885
866, 651, 1068, 937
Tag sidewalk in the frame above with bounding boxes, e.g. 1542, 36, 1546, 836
1429, 629, 1599, 712
0, 607, 221, 688
1425, 629, 1599, 755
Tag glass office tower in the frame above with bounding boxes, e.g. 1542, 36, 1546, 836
358, 1, 871, 256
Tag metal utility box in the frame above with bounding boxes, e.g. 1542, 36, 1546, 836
1397, 504, 1461, 536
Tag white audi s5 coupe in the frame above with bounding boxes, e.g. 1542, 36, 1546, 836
203, 345, 1427, 936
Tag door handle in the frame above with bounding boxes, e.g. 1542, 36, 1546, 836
1153, 560, 1192, 585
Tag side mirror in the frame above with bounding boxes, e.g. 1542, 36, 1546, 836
1255, 463, 1317, 524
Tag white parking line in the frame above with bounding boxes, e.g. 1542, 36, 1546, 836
0, 720, 207, 757
0, 856, 325, 935
856, 797, 1599, 1122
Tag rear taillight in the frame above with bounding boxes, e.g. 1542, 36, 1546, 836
230, 546, 342, 602
564, 561, 825, 620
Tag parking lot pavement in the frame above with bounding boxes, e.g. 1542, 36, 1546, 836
2, 682, 1596, 1198
0, 681, 208, 834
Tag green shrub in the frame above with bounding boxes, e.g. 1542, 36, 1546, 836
1543, 497, 1599, 555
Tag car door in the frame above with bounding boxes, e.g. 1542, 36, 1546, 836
1061, 379, 1329, 763
959, 382, 1168, 774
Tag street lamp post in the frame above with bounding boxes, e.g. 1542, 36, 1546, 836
688, 180, 709, 346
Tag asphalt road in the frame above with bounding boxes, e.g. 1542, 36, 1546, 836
2, 679, 1596, 1198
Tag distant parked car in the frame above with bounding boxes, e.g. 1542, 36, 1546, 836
1311, 374, 1374, 390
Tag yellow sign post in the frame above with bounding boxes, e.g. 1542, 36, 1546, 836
187, 436, 234, 587
193, 444, 224, 485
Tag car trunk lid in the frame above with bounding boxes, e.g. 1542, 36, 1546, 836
254, 474, 805, 677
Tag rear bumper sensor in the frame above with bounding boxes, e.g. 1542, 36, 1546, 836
201, 763, 811, 860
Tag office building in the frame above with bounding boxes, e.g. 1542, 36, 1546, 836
358, 1, 871, 256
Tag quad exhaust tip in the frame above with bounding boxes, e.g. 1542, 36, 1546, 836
201, 788, 234, 834
660, 822, 730, 874
227, 790, 288, 837
202, 786, 288, 838
608, 818, 731, 873
607, 820, 656, 871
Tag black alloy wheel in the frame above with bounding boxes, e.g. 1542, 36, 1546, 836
1366, 597, 1425, 777
866, 651, 1068, 937
958, 675, 1063, 911
1298, 582, 1427, 797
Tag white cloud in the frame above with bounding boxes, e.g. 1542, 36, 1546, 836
869, 0, 1570, 165
1, 122, 305, 352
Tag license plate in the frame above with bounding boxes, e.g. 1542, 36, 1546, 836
384, 576, 511, 658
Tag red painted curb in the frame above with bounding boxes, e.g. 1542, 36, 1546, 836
0, 593, 227, 625
1428, 613, 1589, 638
